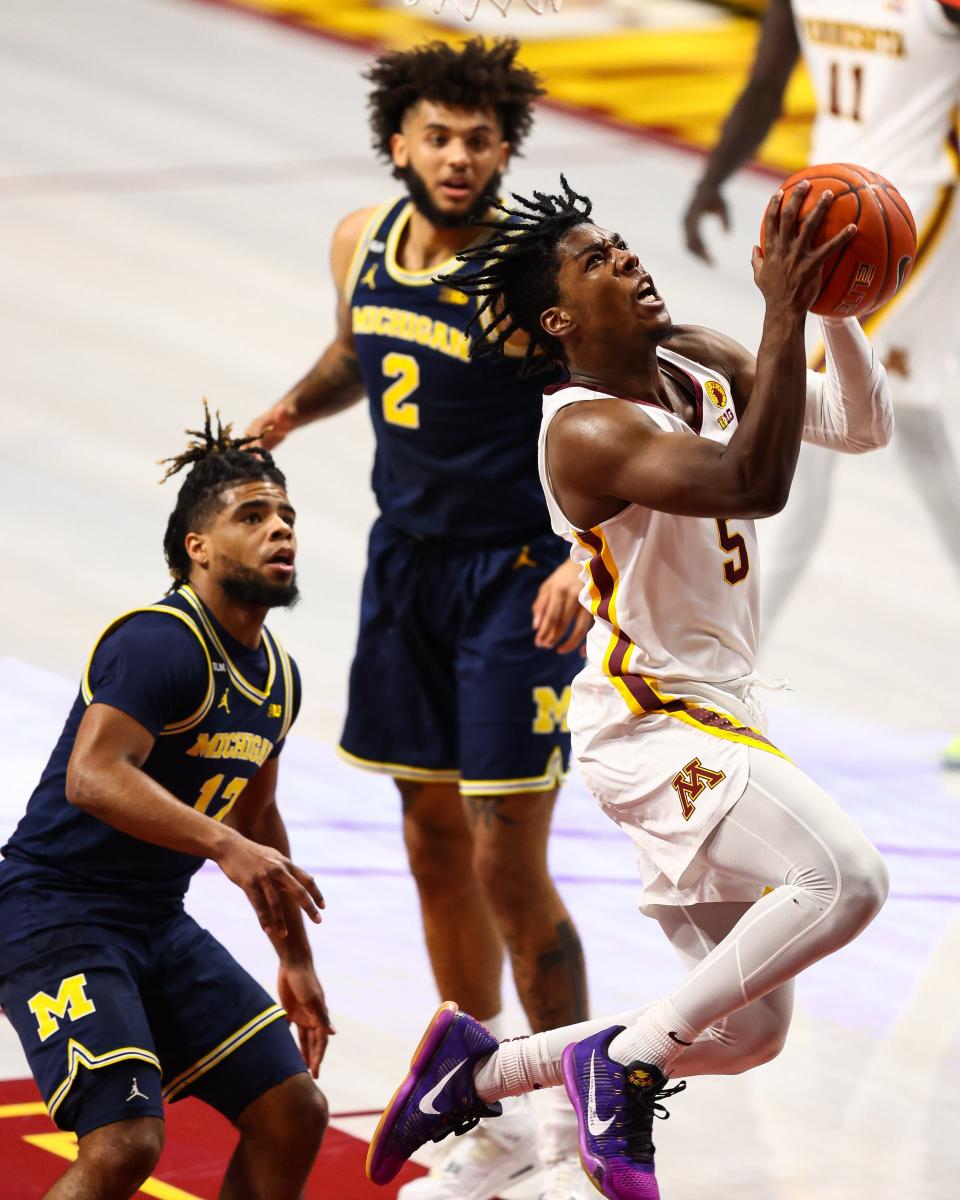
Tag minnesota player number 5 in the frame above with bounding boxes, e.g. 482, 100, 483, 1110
716, 519, 749, 585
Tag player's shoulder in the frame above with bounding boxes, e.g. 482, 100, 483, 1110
91, 601, 208, 663
331, 201, 397, 286
663, 324, 753, 382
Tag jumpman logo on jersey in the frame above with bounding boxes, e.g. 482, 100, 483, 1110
512, 544, 538, 570
359, 264, 378, 291
126, 1077, 149, 1102
218, 690, 231, 714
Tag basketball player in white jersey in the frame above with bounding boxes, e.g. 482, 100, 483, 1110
683, 0, 960, 764
365, 178, 892, 1200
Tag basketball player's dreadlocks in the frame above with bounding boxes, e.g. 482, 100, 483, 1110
161, 402, 287, 587
366, 38, 543, 172
447, 176, 593, 377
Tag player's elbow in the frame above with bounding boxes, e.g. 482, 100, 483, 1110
65, 754, 103, 811
736, 472, 791, 518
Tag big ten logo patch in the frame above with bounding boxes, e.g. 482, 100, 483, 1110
532, 686, 571, 734
671, 758, 725, 821
28, 974, 96, 1042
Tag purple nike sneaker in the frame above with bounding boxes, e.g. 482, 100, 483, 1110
366, 1002, 503, 1186
561, 1026, 686, 1200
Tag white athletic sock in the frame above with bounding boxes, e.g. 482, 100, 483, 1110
474, 1030, 565, 1102
608, 997, 698, 1076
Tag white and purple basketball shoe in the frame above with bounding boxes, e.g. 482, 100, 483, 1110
367, 1002, 504, 1186
561, 1027, 686, 1200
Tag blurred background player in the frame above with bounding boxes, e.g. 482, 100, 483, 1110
0, 411, 330, 1200
245, 37, 592, 1200
682, 0, 960, 764
366, 176, 891, 1200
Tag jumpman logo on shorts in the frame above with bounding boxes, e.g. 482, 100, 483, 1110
126, 1077, 149, 1102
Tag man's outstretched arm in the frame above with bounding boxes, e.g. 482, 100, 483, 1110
683, 0, 801, 262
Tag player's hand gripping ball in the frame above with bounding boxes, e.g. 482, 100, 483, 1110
760, 163, 917, 318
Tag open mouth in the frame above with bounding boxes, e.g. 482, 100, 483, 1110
266, 550, 295, 572
634, 276, 662, 306
439, 178, 473, 201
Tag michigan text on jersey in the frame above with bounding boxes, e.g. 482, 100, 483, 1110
352, 305, 470, 362
186, 731, 274, 766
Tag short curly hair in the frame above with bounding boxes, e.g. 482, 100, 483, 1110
365, 38, 544, 172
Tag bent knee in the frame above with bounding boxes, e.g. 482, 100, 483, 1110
736, 1023, 789, 1072
80, 1118, 164, 1189
240, 1075, 328, 1150
834, 841, 889, 930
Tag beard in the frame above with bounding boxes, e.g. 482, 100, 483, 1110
399, 163, 502, 230
220, 562, 300, 610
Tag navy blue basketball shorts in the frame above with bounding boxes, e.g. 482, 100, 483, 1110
0, 909, 307, 1137
339, 518, 580, 796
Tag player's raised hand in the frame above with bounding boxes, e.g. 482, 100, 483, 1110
244, 401, 296, 451
683, 180, 731, 264
216, 832, 325, 937
752, 182, 857, 314
278, 962, 336, 1077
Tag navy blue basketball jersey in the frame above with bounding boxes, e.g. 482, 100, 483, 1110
348, 197, 561, 543
1, 585, 300, 911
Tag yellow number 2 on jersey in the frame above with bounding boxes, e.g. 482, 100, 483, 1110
382, 352, 421, 429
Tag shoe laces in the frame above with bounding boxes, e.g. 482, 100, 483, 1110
619, 1078, 687, 1161
429, 1113, 483, 1144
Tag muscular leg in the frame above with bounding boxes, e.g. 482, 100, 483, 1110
43, 1118, 164, 1200
469, 789, 588, 1032
219, 1074, 327, 1200
474, 749, 886, 1099
400, 779, 505, 1018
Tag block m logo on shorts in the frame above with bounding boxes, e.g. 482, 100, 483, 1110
28, 973, 96, 1042
532, 686, 571, 734
672, 758, 726, 821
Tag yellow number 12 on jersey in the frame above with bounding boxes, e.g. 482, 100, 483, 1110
382, 352, 421, 429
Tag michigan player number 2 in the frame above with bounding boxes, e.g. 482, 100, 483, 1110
716, 519, 749, 585
382, 352, 421, 429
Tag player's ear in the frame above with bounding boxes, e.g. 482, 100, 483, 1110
541, 305, 574, 341
184, 531, 210, 570
390, 131, 409, 171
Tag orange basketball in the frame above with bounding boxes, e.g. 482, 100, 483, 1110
759, 163, 917, 318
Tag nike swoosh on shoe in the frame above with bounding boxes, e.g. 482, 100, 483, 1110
419, 1058, 469, 1115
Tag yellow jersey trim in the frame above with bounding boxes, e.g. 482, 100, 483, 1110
272, 630, 296, 743
459, 747, 567, 796
336, 745, 460, 783
383, 202, 469, 285
179, 586, 276, 705
344, 199, 396, 302
80, 605, 215, 735
382, 200, 509, 287
47, 1039, 161, 1121
162, 1004, 286, 1103
665, 705, 789, 759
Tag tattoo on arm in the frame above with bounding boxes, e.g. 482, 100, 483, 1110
292, 347, 364, 420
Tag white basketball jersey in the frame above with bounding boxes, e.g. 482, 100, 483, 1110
538, 348, 760, 717
793, 0, 960, 204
